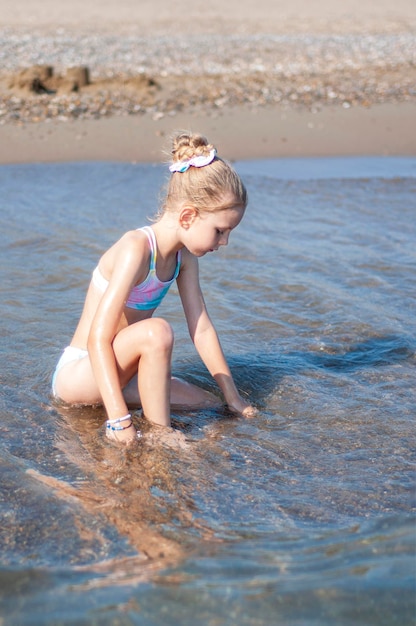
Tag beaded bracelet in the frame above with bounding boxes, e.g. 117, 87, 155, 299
106, 414, 132, 432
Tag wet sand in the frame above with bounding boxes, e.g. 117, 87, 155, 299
2, 103, 415, 164
0, 0, 415, 163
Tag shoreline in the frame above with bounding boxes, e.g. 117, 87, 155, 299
2, 102, 416, 165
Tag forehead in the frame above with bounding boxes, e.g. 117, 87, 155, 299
211, 206, 245, 229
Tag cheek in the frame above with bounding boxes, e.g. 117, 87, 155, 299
198, 227, 215, 243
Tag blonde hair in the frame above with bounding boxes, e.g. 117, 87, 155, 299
161, 131, 247, 214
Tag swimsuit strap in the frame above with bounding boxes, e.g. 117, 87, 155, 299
140, 226, 157, 271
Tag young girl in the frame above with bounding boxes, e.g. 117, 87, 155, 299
52, 131, 255, 444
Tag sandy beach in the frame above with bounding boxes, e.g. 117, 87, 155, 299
0, 0, 415, 163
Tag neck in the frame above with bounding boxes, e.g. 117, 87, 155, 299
151, 216, 184, 258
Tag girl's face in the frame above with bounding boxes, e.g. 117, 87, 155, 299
184, 204, 245, 257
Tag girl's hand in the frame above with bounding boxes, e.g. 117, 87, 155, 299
227, 395, 258, 418
240, 404, 258, 418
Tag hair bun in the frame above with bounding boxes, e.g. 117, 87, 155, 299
171, 131, 215, 163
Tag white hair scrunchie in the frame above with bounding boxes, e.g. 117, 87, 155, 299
169, 148, 217, 173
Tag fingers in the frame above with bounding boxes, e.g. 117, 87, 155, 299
241, 404, 258, 418
227, 396, 258, 418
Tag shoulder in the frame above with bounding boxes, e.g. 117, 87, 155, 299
100, 229, 150, 281
178, 247, 198, 275
179, 246, 197, 267
177, 248, 201, 294
114, 229, 150, 263
118, 228, 148, 247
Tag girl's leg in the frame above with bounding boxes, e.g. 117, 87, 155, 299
54, 318, 173, 426
123, 375, 222, 409
114, 317, 173, 427
172, 377, 222, 409
54, 317, 220, 422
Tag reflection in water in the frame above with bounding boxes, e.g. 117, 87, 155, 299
31, 404, 223, 587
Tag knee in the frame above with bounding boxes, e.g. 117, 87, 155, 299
145, 318, 174, 353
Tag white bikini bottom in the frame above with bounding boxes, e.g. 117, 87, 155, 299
52, 346, 88, 398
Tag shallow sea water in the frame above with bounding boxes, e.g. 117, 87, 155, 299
0, 156, 415, 625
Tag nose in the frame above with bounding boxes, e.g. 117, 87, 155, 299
219, 232, 230, 246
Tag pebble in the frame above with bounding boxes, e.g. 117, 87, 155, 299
0, 29, 415, 125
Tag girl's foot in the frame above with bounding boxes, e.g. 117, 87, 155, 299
105, 415, 141, 445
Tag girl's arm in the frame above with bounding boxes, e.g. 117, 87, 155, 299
87, 235, 148, 422
177, 251, 256, 416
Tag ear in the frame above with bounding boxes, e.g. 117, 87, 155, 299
179, 206, 198, 230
